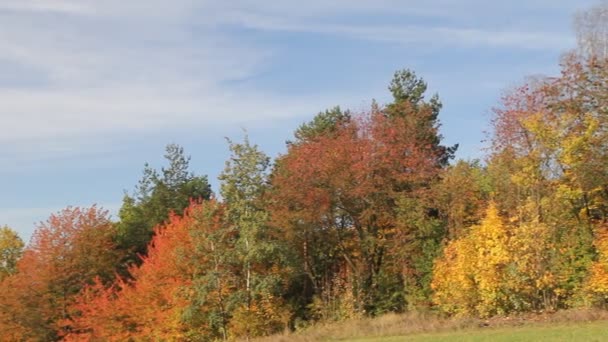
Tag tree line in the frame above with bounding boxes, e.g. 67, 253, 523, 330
1, 2, 608, 340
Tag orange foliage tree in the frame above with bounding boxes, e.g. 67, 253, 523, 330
0, 206, 118, 341
65, 200, 238, 341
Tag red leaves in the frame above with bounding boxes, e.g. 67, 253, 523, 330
270, 108, 444, 309
274, 110, 440, 225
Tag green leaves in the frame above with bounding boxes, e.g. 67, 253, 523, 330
117, 144, 212, 265
292, 106, 351, 145
0, 226, 24, 281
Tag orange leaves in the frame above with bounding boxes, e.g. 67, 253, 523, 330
274, 110, 441, 231
0, 206, 119, 341
584, 226, 608, 302
63, 277, 132, 341
65, 200, 234, 341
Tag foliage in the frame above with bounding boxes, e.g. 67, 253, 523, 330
116, 143, 212, 266
66, 200, 235, 341
5, 15, 608, 336
432, 202, 509, 317
0, 226, 24, 281
583, 225, 608, 306
271, 68, 453, 318
0, 206, 118, 341
219, 136, 292, 339
435, 160, 490, 239
292, 106, 351, 144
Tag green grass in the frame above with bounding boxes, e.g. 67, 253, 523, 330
350, 321, 608, 342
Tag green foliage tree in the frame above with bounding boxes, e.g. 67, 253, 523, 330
0, 226, 24, 281
292, 106, 351, 144
219, 136, 292, 338
385, 69, 458, 309
386, 69, 458, 167
117, 143, 212, 265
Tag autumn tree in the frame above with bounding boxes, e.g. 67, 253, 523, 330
66, 200, 238, 341
432, 202, 510, 317
117, 143, 212, 266
584, 224, 608, 306
482, 46, 608, 311
430, 233, 477, 316
271, 69, 454, 317
507, 203, 558, 311
435, 160, 489, 239
0, 206, 119, 341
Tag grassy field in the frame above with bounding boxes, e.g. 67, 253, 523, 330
352, 321, 608, 342
252, 309, 608, 342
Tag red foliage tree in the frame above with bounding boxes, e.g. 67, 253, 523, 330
271, 107, 445, 313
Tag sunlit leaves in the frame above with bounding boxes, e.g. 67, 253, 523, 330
0, 206, 118, 341
432, 203, 509, 317
0, 226, 24, 281
66, 200, 235, 341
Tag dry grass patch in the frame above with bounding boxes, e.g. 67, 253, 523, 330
249, 309, 608, 342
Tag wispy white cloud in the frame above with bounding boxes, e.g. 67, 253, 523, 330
0, 0, 584, 161
0, 0, 92, 15
0, 85, 340, 143
226, 12, 573, 50
0, 2, 271, 153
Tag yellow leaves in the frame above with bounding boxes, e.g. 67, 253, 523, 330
431, 238, 477, 316
559, 114, 599, 168
586, 263, 608, 294
535, 272, 555, 289
472, 203, 510, 315
432, 202, 509, 317
433, 201, 562, 316
521, 111, 560, 151
229, 293, 291, 338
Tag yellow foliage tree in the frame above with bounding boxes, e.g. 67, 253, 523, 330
507, 210, 557, 311
472, 203, 510, 316
432, 202, 510, 317
431, 237, 477, 316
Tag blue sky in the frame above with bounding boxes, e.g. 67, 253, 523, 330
0, 0, 597, 242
